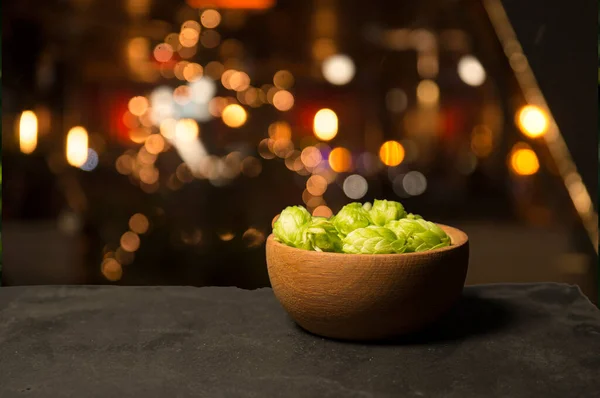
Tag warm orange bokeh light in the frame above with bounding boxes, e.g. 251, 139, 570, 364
19, 110, 38, 154
328, 147, 352, 172
222, 104, 247, 128
379, 140, 405, 166
312, 205, 333, 218
510, 145, 540, 176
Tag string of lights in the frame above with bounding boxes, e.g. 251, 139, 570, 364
483, 0, 598, 253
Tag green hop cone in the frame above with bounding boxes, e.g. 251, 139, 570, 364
273, 205, 312, 247
368, 199, 406, 226
299, 218, 343, 252
342, 226, 407, 254
362, 202, 373, 211
406, 213, 423, 220
386, 219, 450, 252
333, 202, 372, 236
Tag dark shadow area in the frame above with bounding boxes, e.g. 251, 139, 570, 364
293, 293, 516, 345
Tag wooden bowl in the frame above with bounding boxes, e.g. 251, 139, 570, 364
266, 224, 469, 341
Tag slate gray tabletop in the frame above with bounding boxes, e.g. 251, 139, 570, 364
0, 283, 599, 398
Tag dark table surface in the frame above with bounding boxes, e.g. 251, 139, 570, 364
0, 283, 599, 398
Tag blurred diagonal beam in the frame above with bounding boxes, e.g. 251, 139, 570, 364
483, 0, 598, 253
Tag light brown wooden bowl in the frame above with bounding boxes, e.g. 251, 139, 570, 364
266, 224, 469, 341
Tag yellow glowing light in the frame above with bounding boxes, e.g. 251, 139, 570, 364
322, 54, 355, 85
153, 43, 174, 62
242, 228, 266, 248
129, 213, 150, 234
272, 90, 294, 111
328, 147, 352, 172
201, 9, 222, 28
313, 108, 338, 141
379, 140, 405, 166
416, 80, 439, 106
517, 105, 549, 138
19, 110, 38, 154
306, 175, 328, 196
312, 205, 333, 218
510, 146, 539, 176
128, 96, 149, 116
120, 231, 141, 252
66, 126, 89, 167
222, 104, 247, 128
175, 119, 199, 141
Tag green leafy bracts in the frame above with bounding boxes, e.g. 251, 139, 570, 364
368, 199, 406, 226
342, 226, 406, 254
273, 205, 312, 247
386, 219, 450, 252
298, 217, 343, 252
332, 202, 372, 236
272, 200, 450, 254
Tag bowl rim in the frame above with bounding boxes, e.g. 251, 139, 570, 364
267, 223, 468, 258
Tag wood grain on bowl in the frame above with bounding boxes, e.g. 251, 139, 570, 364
266, 224, 469, 341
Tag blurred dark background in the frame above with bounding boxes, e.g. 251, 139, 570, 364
1, 0, 598, 302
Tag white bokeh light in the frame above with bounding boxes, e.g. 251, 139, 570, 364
322, 54, 355, 85
457, 56, 486, 87
343, 174, 368, 199
190, 77, 217, 104
80, 148, 99, 172
402, 171, 427, 196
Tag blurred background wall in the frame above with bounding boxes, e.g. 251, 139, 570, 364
1, 0, 597, 302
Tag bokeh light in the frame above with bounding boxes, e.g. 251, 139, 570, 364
322, 54, 355, 85
385, 89, 408, 113
306, 175, 328, 196
145, 134, 166, 154
120, 231, 141, 252
312, 205, 333, 218
129, 213, 150, 234
153, 43, 174, 62
509, 144, 540, 176
201, 9, 221, 29
80, 148, 99, 172
457, 56, 486, 86
273, 70, 294, 89
343, 174, 368, 199
102, 258, 123, 282
183, 63, 203, 81
416, 80, 440, 106
402, 171, 427, 196
19, 110, 38, 154
242, 228, 266, 248
379, 140, 405, 166
272, 90, 294, 111
328, 147, 352, 172
300, 146, 323, 168
175, 119, 199, 141
222, 104, 247, 127
517, 105, 549, 138
66, 126, 89, 167
313, 108, 338, 141
128, 96, 149, 116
